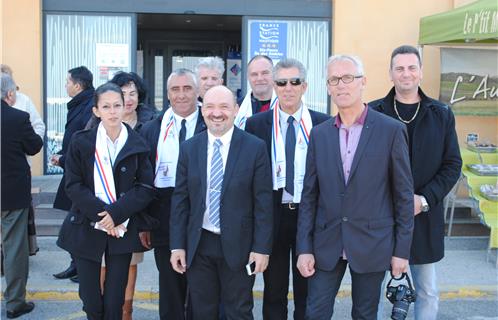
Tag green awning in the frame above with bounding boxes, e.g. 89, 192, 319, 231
419, 0, 498, 45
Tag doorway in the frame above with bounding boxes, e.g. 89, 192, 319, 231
137, 13, 242, 110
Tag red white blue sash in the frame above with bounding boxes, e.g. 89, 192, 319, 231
271, 102, 312, 203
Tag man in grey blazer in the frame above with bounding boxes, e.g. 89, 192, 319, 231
296, 55, 414, 319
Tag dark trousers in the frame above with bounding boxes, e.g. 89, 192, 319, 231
187, 230, 255, 320
75, 252, 132, 320
154, 245, 190, 320
306, 258, 385, 320
1, 208, 29, 312
263, 205, 307, 320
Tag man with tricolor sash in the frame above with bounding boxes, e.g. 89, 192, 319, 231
235, 55, 278, 129
140, 68, 206, 320
245, 58, 330, 320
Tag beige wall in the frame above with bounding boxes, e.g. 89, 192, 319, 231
1, 0, 43, 175
332, 0, 453, 102
332, 0, 495, 145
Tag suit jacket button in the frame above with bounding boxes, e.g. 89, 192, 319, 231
119, 192, 125, 197
342, 217, 348, 222
90, 222, 96, 227
121, 166, 127, 172
70, 216, 75, 222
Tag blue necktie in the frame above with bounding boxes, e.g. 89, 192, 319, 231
285, 116, 296, 195
209, 139, 223, 228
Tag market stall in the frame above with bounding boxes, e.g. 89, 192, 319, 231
418, 0, 498, 252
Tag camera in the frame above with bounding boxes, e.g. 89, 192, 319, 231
386, 272, 417, 320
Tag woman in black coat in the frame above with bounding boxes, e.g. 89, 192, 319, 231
57, 83, 155, 320
84, 72, 157, 318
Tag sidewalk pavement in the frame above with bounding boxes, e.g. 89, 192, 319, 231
2, 236, 497, 302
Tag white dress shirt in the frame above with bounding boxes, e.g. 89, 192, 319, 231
173, 108, 199, 140
278, 105, 303, 204
202, 127, 235, 234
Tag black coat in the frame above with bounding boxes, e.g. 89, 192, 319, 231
56, 124, 155, 262
370, 87, 462, 264
245, 108, 330, 242
140, 109, 206, 247
1, 100, 43, 210
54, 88, 95, 210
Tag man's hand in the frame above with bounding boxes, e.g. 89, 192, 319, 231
391, 256, 409, 277
50, 154, 61, 167
297, 254, 315, 278
97, 211, 115, 230
413, 194, 422, 216
139, 231, 151, 249
170, 249, 187, 274
248, 252, 269, 274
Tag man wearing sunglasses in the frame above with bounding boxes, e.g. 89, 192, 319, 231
370, 45, 461, 320
296, 54, 414, 319
235, 55, 278, 129
245, 58, 329, 320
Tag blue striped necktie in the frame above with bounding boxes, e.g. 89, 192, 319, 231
208, 139, 223, 228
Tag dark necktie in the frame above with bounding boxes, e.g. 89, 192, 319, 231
285, 116, 296, 195
179, 119, 186, 143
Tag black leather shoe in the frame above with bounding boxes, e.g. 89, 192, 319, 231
53, 265, 77, 279
70, 275, 79, 283
7, 301, 35, 318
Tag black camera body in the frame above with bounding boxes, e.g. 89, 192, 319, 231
386, 272, 417, 320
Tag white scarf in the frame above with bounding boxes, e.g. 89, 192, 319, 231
235, 90, 278, 129
271, 102, 312, 203
154, 107, 180, 188
94, 122, 129, 237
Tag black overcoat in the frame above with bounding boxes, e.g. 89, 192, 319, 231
370, 87, 462, 264
57, 124, 155, 262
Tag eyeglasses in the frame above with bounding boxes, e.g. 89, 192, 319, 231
327, 75, 363, 86
274, 78, 304, 87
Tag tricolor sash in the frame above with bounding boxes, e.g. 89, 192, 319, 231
94, 122, 129, 237
154, 107, 180, 188
271, 102, 312, 203
235, 90, 278, 129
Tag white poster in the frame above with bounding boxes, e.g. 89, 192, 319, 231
96, 43, 129, 68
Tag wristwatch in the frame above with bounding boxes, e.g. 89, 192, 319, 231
420, 195, 430, 212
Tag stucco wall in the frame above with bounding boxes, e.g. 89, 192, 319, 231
2, 0, 44, 175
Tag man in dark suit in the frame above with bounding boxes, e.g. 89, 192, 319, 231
245, 58, 329, 320
170, 85, 273, 319
1, 72, 43, 318
370, 45, 462, 320
140, 68, 206, 320
52, 66, 95, 281
296, 55, 414, 319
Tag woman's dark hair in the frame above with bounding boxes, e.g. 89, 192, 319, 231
94, 82, 124, 108
110, 72, 148, 104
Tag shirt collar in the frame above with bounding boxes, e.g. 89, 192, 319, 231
207, 126, 234, 147
334, 103, 368, 128
279, 103, 303, 124
172, 107, 198, 124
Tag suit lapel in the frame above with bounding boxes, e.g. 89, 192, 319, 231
348, 111, 375, 183
329, 118, 346, 185
198, 132, 208, 198
194, 108, 207, 134
220, 127, 242, 200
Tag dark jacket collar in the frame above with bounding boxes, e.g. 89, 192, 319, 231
68, 87, 94, 111
371, 87, 435, 113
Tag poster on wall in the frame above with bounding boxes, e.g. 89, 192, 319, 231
96, 43, 130, 80
250, 21, 287, 62
227, 50, 242, 99
440, 48, 497, 116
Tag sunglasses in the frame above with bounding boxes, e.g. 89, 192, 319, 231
274, 78, 304, 87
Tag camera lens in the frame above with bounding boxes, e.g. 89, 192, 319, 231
391, 300, 410, 320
